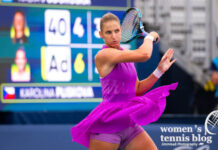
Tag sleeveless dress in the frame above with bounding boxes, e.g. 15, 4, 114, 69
71, 46, 178, 147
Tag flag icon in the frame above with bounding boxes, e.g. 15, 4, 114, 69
3, 87, 15, 99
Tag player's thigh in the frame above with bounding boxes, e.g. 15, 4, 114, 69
124, 130, 158, 150
89, 138, 119, 150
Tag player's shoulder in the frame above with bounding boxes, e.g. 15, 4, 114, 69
95, 48, 113, 60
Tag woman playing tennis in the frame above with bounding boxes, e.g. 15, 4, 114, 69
71, 12, 177, 150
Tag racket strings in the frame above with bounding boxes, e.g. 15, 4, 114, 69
121, 9, 140, 42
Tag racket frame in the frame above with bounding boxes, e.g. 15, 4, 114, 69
120, 7, 148, 43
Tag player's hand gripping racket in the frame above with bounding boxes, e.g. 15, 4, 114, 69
121, 8, 159, 43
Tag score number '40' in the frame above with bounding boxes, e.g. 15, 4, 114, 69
45, 9, 71, 45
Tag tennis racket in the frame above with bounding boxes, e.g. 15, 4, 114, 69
120, 8, 158, 43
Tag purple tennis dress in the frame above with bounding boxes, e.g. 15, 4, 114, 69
71, 46, 178, 147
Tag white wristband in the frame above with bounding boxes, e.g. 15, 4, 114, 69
145, 35, 154, 42
153, 68, 163, 78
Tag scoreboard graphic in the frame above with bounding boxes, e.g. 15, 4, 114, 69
0, 3, 135, 107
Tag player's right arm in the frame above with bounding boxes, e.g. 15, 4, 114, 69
96, 32, 159, 65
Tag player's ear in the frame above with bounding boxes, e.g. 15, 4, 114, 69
99, 31, 103, 38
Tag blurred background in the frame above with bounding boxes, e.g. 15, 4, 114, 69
0, 0, 218, 149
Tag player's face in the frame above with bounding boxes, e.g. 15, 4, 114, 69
14, 12, 25, 31
100, 20, 121, 49
15, 50, 27, 71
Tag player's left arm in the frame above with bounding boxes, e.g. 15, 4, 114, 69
135, 48, 176, 96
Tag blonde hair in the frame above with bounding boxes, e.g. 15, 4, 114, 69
100, 13, 120, 31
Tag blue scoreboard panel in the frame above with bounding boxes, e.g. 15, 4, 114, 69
0, 1, 135, 111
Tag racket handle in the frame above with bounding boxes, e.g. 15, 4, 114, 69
154, 37, 159, 44
143, 32, 159, 44
142, 32, 148, 37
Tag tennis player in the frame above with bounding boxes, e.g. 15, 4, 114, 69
71, 13, 177, 150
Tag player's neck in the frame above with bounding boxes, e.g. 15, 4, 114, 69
105, 44, 121, 50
